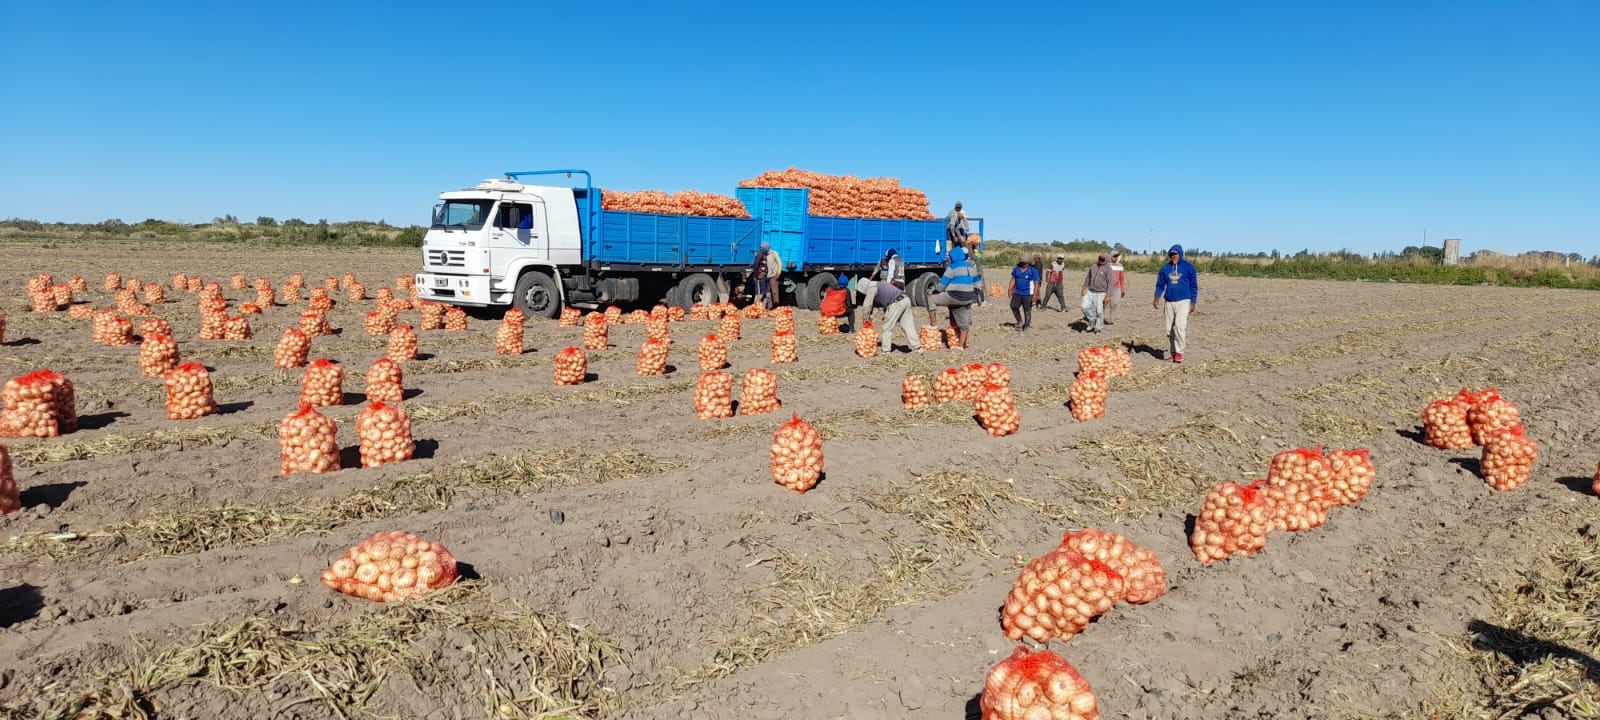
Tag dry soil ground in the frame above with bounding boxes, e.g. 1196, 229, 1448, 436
1, 241, 1598, 720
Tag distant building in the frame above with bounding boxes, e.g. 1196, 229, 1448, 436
1443, 238, 1462, 265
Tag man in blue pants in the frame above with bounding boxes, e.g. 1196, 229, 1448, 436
1152, 244, 1199, 363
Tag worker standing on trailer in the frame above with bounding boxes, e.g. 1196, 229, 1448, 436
1153, 244, 1199, 363
1105, 251, 1126, 325
945, 202, 970, 264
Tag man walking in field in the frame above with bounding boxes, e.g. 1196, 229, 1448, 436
1038, 255, 1067, 311
1080, 253, 1114, 333
1153, 244, 1199, 363
1105, 251, 1126, 324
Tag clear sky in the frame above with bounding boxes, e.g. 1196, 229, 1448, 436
1, 1, 1595, 257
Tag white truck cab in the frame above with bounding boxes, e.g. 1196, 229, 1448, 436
414, 178, 582, 315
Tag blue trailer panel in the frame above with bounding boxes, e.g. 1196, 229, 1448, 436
588, 209, 762, 268
793, 216, 948, 268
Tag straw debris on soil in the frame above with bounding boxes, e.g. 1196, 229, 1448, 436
7, 422, 278, 468
856, 470, 1070, 556
1423, 530, 1600, 719
679, 542, 952, 689
1067, 417, 1256, 521
2, 448, 677, 562
1, 581, 619, 720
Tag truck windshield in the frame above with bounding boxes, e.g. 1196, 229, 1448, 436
431, 200, 494, 230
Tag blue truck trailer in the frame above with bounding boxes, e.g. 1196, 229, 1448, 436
415, 170, 984, 318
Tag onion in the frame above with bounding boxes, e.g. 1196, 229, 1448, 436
365, 311, 396, 337
222, 316, 252, 341
164, 362, 218, 420
299, 310, 332, 337
321, 531, 458, 602
1481, 424, 1537, 491
933, 368, 962, 403
1190, 480, 1272, 563
902, 373, 933, 409
357, 401, 414, 468
739, 168, 935, 220
771, 330, 798, 364
1069, 371, 1107, 422
974, 383, 1021, 437
553, 346, 588, 385
738, 368, 780, 415
697, 334, 727, 371
1422, 397, 1473, 449
0, 370, 77, 438
279, 402, 339, 475
275, 327, 311, 369
770, 412, 822, 493
582, 313, 609, 351
140, 333, 180, 378
718, 315, 741, 342
854, 321, 880, 357
1058, 529, 1167, 605
772, 307, 794, 334
636, 337, 669, 376
388, 325, 418, 363
443, 307, 468, 332
1326, 448, 1375, 505
1001, 548, 1122, 643
300, 358, 345, 407
495, 309, 524, 355
647, 316, 671, 345
980, 647, 1100, 720
1466, 389, 1521, 446
695, 372, 734, 419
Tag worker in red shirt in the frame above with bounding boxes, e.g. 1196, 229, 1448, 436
1106, 251, 1127, 325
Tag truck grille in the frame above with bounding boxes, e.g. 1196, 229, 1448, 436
427, 249, 466, 267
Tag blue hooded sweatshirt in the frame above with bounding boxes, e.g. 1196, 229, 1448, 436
1154, 244, 1199, 304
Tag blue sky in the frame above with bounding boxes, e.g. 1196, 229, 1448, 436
1, 1, 1595, 256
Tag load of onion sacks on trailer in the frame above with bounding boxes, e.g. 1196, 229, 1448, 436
739, 168, 936, 220
601, 189, 751, 218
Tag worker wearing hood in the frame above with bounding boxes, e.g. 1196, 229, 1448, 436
1153, 244, 1199, 363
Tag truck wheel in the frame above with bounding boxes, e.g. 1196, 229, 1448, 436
803, 273, 835, 311
910, 273, 939, 308
512, 271, 561, 319
675, 273, 719, 309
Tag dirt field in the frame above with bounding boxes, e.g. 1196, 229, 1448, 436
2, 240, 1598, 720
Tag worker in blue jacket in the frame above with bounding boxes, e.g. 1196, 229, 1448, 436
1152, 244, 1199, 363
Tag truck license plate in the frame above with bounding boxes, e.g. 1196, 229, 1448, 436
434, 278, 447, 287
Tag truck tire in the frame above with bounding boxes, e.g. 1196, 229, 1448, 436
512, 270, 561, 319
674, 273, 719, 309
910, 273, 940, 308
803, 273, 835, 312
